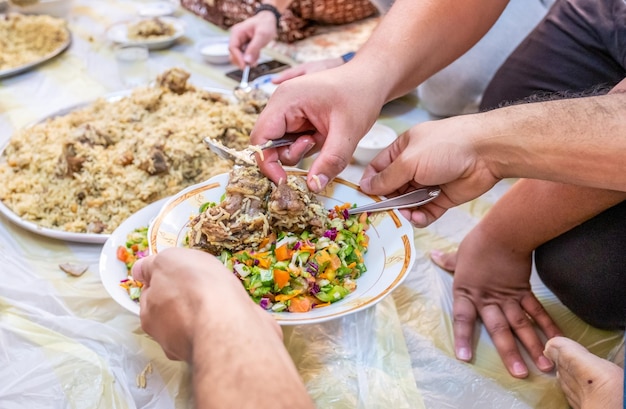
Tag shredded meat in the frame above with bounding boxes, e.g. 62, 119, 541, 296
268, 176, 327, 236
187, 166, 329, 254
188, 166, 271, 254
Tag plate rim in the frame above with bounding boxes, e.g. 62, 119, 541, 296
99, 198, 170, 315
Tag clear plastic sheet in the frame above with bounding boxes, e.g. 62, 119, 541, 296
0, 1, 623, 407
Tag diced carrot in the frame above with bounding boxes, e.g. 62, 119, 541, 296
313, 302, 331, 308
275, 290, 302, 302
256, 257, 271, 269
131, 244, 139, 252
116, 246, 130, 262
275, 244, 293, 261
329, 253, 342, 271
273, 269, 290, 289
347, 262, 356, 269
314, 249, 331, 265
299, 244, 316, 255
288, 296, 313, 313
258, 231, 277, 249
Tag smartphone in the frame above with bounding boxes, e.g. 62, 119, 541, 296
226, 60, 290, 82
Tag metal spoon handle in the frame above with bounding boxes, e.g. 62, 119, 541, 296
347, 187, 441, 215
240, 65, 251, 88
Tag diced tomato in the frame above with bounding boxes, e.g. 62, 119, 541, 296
116, 246, 130, 263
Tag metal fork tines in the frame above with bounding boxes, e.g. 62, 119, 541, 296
347, 187, 441, 215
203, 133, 310, 164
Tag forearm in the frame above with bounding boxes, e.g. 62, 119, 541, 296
475, 92, 626, 191
477, 179, 626, 252
350, 0, 508, 102
191, 294, 313, 408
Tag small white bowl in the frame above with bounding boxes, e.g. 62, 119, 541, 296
353, 123, 398, 165
199, 41, 231, 65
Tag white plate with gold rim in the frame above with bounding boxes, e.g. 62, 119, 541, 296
148, 169, 416, 325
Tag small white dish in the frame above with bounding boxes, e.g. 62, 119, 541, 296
138, 1, 176, 17
353, 122, 398, 165
199, 40, 230, 65
106, 17, 184, 50
148, 168, 416, 325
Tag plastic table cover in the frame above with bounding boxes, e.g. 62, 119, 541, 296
0, 1, 623, 408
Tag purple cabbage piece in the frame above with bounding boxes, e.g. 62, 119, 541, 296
342, 209, 349, 220
293, 241, 302, 251
323, 228, 337, 241
136, 250, 149, 259
259, 298, 272, 310
309, 282, 320, 295
306, 261, 319, 276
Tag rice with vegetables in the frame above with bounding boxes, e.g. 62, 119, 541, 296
0, 68, 261, 234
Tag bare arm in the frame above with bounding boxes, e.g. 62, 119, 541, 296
480, 94, 626, 191
133, 249, 314, 409
351, 0, 509, 103
252, 0, 509, 189
360, 90, 626, 226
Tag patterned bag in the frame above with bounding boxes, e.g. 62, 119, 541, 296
180, 0, 378, 43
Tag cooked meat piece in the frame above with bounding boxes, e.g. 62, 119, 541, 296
86, 220, 106, 234
138, 146, 169, 175
268, 175, 328, 236
188, 167, 329, 255
188, 166, 271, 254
156, 67, 190, 94
61, 142, 85, 176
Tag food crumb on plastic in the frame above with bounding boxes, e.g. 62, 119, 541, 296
136, 362, 153, 389
59, 262, 88, 277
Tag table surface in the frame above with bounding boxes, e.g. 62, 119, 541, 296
0, 1, 623, 408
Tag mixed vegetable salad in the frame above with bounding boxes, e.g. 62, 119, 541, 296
116, 203, 371, 313
214, 203, 370, 313
116, 226, 149, 301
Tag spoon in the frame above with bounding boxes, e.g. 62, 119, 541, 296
234, 64, 252, 100
347, 187, 441, 215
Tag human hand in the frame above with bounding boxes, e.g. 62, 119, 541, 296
272, 57, 344, 84
132, 247, 281, 362
229, 13, 278, 67
431, 227, 562, 378
252, 66, 385, 191
359, 116, 500, 227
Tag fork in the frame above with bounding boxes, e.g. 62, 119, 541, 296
347, 187, 441, 215
203, 133, 310, 164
